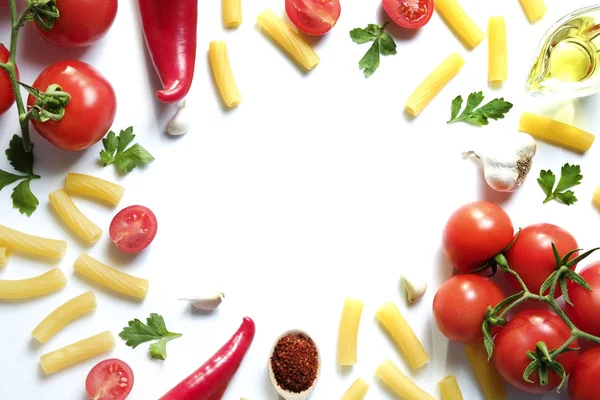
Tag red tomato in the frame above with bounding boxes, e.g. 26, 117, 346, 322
27, 60, 116, 151
566, 261, 600, 337
493, 309, 578, 393
433, 275, 505, 343
0, 44, 17, 114
35, 0, 118, 47
442, 201, 514, 273
383, 0, 434, 29
285, 0, 341, 35
505, 224, 578, 296
110, 205, 158, 254
569, 347, 600, 400
85, 359, 134, 400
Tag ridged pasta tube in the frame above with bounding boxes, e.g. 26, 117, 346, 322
49, 189, 102, 244
341, 377, 370, 400
40, 331, 115, 375
223, 0, 242, 27
519, 112, 595, 153
376, 359, 435, 400
337, 298, 364, 365
519, 0, 547, 23
488, 17, 507, 84
0, 269, 67, 299
209, 41, 242, 107
0, 225, 66, 260
65, 173, 124, 206
436, 0, 485, 49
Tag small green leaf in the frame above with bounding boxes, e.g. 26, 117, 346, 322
359, 40, 380, 77
11, 179, 39, 216
378, 33, 397, 55
364, 23, 383, 36
554, 191, 578, 206
539, 164, 582, 205
349, 27, 377, 43
0, 170, 25, 190
537, 170, 556, 201
6, 135, 34, 174
100, 127, 154, 174
119, 313, 182, 360
450, 96, 463, 121
555, 163, 582, 193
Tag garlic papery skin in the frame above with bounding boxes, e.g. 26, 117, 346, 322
401, 272, 427, 304
179, 292, 224, 311
463, 132, 537, 193
167, 100, 190, 136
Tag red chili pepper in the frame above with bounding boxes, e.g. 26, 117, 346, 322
159, 317, 256, 400
137, 0, 197, 103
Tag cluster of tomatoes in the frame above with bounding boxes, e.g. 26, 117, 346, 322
0, 0, 118, 151
285, 0, 433, 35
433, 201, 600, 399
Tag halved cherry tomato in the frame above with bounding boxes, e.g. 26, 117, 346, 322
109, 205, 158, 254
27, 60, 116, 151
35, 0, 118, 47
85, 359, 134, 400
382, 0, 434, 30
0, 43, 17, 115
566, 261, 600, 336
505, 224, 578, 296
442, 201, 514, 273
493, 309, 578, 393
285, 0, 341, 35
433, 275, 505, 343
569, 347, 600, 400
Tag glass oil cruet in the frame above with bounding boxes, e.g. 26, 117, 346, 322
527, 5, 600, 99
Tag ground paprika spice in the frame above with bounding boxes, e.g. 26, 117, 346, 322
270, 332, 319, 393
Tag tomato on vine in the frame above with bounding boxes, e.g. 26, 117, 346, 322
566, 261, 600, 336
505, 224, 578, 295
492, 309, 579, 393
433, 275, 505, 343
568, 347, 600, 400
0, 44, 17, 115
35, 0, 118, 47
442, 201, 514, 273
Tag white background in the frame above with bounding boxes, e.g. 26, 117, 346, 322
0, 0, 599, 399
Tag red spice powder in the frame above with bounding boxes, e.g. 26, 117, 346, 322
271, 332, 319, 393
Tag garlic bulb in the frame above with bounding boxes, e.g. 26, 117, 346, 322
463, 132, 537, 192
401, 272, 427, 304
167, 100, 191, 136
179, 292, 224, 311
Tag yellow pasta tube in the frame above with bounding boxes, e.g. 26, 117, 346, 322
436, 0, 485, 49
519, 112, 595, 153
594, 186, 600, 209
376, 359, 435, 400
74, 253, 149, 300
337, 298, 364, 365
40, 331, 115, 375
465, 343, 506, 400
376, 301, 429, 369
32, 291, 97, 343
519, 0, 547, 23
405, 53, 465, 117
341, 377, 370, 400
49, 189, 102, 244
488, 17, 507, 84
223, 0, 242, 28
0, 225, 66, 260
65, 173, 124, 206
0, 247, 7, 267
257, 9, 319, 71
439, 375, 464, 400
0, 268, 67, 299
209, 41, 242, 108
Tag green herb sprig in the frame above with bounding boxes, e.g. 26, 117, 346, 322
538, 163, 582, 206
448, 92, 513, 126
119, 313, 182, 360
100, 127, 154, 174
350, 22, 397, 77
0, 135, 40, 216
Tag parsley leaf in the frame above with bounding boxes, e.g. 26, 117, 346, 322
350, 22, 397, 77
537, 164, 582, 205
100, 127, 154, 173
119, 313, 182, 360
0, 135, 40, 216
448, 92, 513, 126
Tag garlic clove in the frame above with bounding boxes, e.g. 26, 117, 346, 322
401, 273, 427, 304
179, 292, 224, 311
464, 132, 537, 193
167, 99, 191, 136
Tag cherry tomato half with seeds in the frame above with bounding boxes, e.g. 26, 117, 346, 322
27, 60, 116, 151
0, 44, 17, 115
566, 261, 600, 337
285, 0, 341, 35
433, 275, 505, 343
493, 309, 578, 393
442, 201, 514, 273
85, 359, 134, 400
109, 205, 158, 254
505, 223, 578, 296
383, 0, 434, 30
568, 347, 600, 400
35, 0, 118, 47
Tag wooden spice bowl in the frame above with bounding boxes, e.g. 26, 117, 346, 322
268, 329, 321, 400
